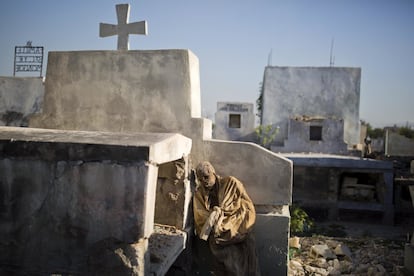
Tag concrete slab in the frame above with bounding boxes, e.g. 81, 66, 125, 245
0, 126, 192, 274
410, 185, 414, 208
282, 153, 393, 170
0, 126, 191, 164
254, 205, 290, 276
405, 243, 414, 275
149, 224, 187, 276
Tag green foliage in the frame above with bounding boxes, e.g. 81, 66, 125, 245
364, 121, 414, 140
398, 126, 414, 139
290, 205, 314, 235
289, 247, 301, 259
256, 82, 263, 120
255, 124, 278, 148
366, 123, 385, 139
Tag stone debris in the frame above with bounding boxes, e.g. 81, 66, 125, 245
288, 236, 405, 276
310, 244, 337, 260
289, 236, 301, 249
334, 244, 352, 261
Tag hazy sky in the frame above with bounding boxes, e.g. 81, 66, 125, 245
0, 0, 413, 127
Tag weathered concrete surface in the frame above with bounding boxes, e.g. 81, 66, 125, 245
30, 50, 201, 133
283, 153, 394, 224
202, 139, 292, 275
0, 77, 44, 126
283, 153, 393, 170
203, 139, 293, 205
385, 130, 414, 157
0, 126, 192, 165
405, 243, 414, 275
8, 49, 294, 274
88, 237, 148, 275
0, 126, 191, 274
214, 102, 255, 141
155, 158, 192, 229
254, 206, 290, 276
261, 66, 361, 148
272, 117, 348, 154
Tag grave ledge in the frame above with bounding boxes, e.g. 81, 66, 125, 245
149, 224, 187, 276
0, 126, 192, 164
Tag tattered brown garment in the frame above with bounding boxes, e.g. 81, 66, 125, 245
193, 176, 260, 275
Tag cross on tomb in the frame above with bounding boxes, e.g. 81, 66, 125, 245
99, 4, 148, 50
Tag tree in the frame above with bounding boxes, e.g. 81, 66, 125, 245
364, 122, 385, 139
256, 82, 263, 121
255, 124, 278, 149
398, 125, 414, 139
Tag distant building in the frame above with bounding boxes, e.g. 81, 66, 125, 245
214, 102, 255, 141
212, 66, 397, 224
260, 66, 361, 154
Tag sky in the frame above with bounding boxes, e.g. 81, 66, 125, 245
0, 0, 413, 127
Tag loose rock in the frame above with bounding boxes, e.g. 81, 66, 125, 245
288, 236, 405, 276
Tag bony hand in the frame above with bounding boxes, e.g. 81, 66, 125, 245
212, 207, 224, 237
212, 206, 221, 222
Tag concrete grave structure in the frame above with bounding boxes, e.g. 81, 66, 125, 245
0, 127, 191, 275
384, 129, 414, 222
385, 129, 414, 157
1, 48, 293, 275
261, 66, 361, 153
284, 153, 394, 224
0, 76, 44, 126
275, 116, 348, 154
30, 50, 201, 135
404, 185, 414, 275
214, 102, 255, 141
256, 65, 397, 225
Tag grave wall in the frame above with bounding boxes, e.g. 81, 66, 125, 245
385, 130, 414, 157
203, 139, 292, 205
30, 50, 201, 133
272, 117, 348, 154
0, 76, 44, 126
0, 128, 192, 273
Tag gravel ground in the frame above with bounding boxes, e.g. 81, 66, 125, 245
288, 221, 411, 275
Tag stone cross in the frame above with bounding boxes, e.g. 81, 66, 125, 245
99, 4, 148, 50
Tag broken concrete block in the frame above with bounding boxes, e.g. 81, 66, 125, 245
405, 243, 414, 275
289, 236, 301, 249
334, 243, 352, 261
87, 237, 147, 275
310, 244, 336, 260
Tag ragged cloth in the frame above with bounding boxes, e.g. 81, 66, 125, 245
193, 175, 260, 275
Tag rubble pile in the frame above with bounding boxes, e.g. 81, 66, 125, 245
288, 236, 405, 275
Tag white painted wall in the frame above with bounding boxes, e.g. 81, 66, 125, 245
262, 66, 361, 148
214, 102, 255, 141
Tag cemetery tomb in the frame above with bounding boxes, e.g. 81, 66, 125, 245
0, 126, 191, 275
